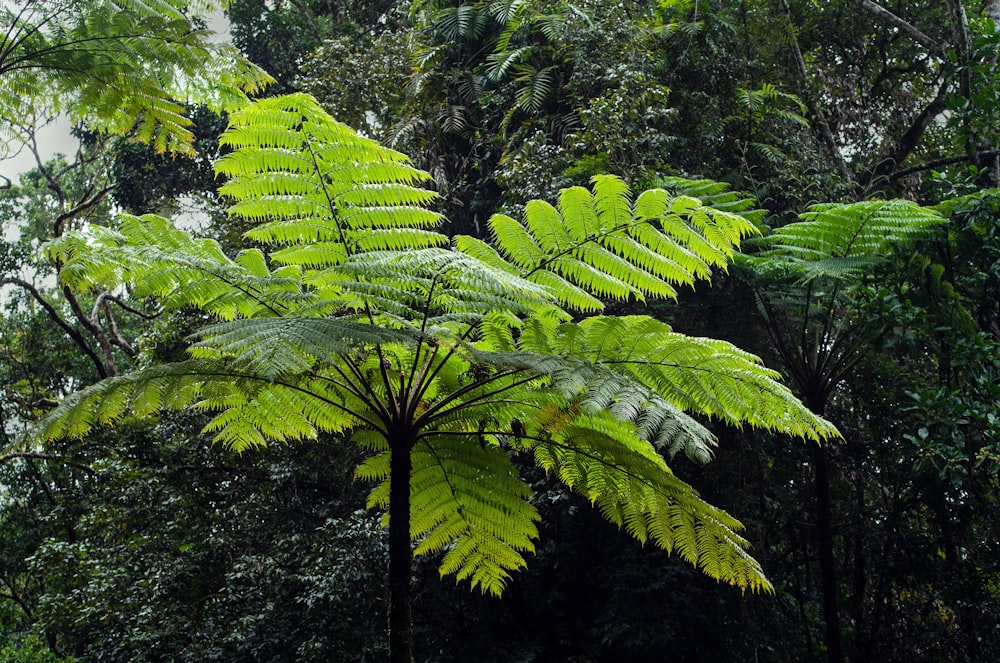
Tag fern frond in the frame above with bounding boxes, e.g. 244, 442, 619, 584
434, 4, 488, 41
365, 435, 540, 596
4, 0, 271, 154
514, 316, 838, 441
332, 248, 554, 324
190, 318, 419, 378
753, 199, 945, 281
521, 409, 768, 591
657, 177, 766, 227
216, 93, 447, 264
48, 214, 314, 320
474, 175, 760, 312
34, 359, 372, 452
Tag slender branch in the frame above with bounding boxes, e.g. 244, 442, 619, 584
28, 130, 65, 210
848, 0, 946, 57
98, 297, 136, 359
62, 284, 118, 376
0, 277, 106, 378
288, 0, 322, 41
867, 80, 950, 188
0, 585, 34, 621
889, 149, 1000, 180
0, 452, 97, 476
54, 184, 115, 237
103, 293, 161, 319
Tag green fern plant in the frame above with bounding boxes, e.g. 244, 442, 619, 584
743, 199, 945, 283
738, 199, 946, 407
35, 93, 837, 663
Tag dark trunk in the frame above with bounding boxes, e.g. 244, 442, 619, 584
804, 392, 844, 663
813, 443, 843, 663
388, 434, 414, 663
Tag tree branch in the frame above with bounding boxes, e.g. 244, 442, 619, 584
94, 293, 136, 359
888, 149, 1000, 180
867, 80, 951, 188
0, 452, 97, 476
0, 277, 107, 378
103, 293, 161, 320
53, 184, 115, 237
62, 284, 118, 376
848, 0, 946, 58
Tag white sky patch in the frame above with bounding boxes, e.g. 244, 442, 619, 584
0, 117, 78, 187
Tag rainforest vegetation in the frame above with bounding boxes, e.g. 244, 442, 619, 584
1, 1, 999, 662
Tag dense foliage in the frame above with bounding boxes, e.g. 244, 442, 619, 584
2, 0, 1000, 662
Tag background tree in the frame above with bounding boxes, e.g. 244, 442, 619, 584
0, 0, 270, 159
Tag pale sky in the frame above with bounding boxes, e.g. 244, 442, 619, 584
0, 119, 77, 186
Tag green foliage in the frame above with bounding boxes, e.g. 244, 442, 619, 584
744, 199, 946, 282
468, 175, 758, 311
0, 637, 70, 663
8, 0, 1000, 659
0, 0, 271, 155
35, 93, 836, 603
6, 419, 388, 661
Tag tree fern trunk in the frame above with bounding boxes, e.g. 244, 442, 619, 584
388, 436, 414, 663
813, 443, 844, 663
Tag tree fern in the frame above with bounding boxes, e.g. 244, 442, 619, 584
465, 174, 758, 311
34, 92, 840, 662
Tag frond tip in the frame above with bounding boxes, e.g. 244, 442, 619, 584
523, 409, 772, 592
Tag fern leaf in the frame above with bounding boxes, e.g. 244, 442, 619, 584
752, 199, 945, 281
511, 316, 837, 441
480, 175, 760, 311
519, 409, 768, 591
216, 93, 446, 263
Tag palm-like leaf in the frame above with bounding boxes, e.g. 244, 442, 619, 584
745, 199, 945, 281
216, 93, 446, 265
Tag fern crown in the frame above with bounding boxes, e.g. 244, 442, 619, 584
38, 93, 838, 595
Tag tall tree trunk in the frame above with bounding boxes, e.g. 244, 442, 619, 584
813, 444, 843, 663
388, 435, 415, 663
